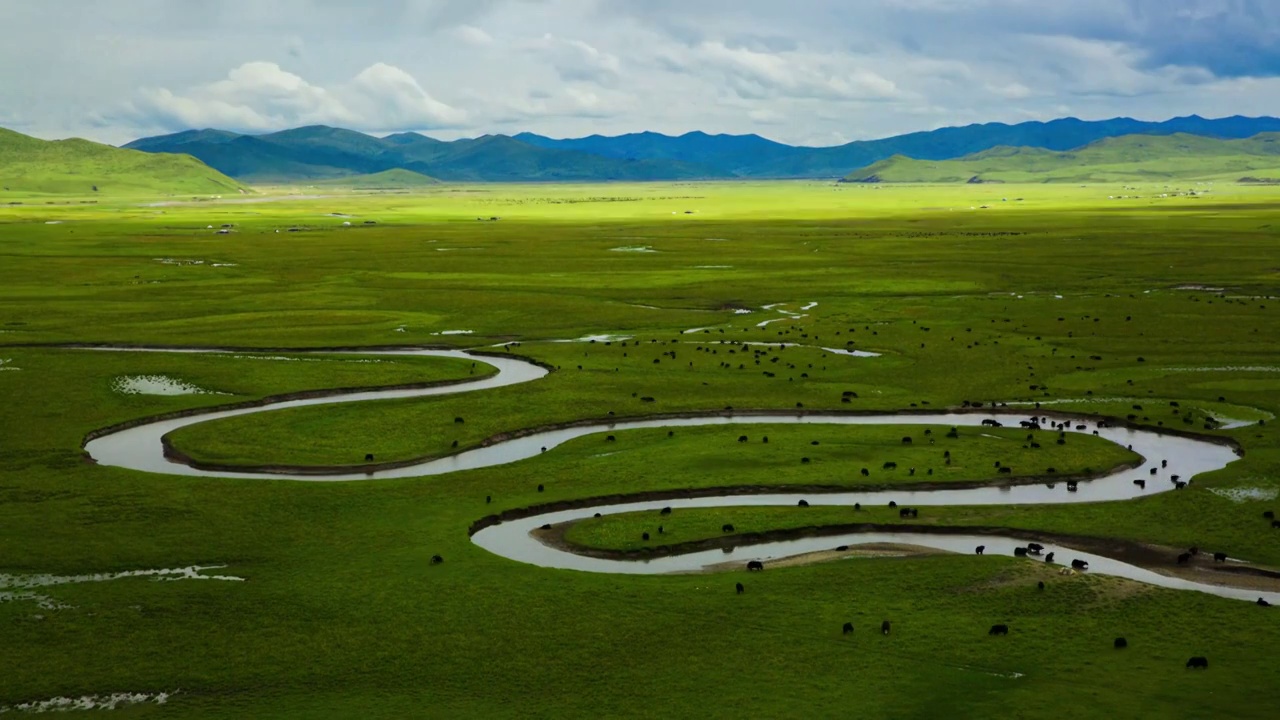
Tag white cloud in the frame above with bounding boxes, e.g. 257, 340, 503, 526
119, 61, 465, 134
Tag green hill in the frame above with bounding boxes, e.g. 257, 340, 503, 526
0, 127, 247, 196
840, 133, 1280, 184
311, 168, 440, 189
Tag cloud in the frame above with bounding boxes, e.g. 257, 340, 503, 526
663, 41, 902, 102
118, 61, 466, 134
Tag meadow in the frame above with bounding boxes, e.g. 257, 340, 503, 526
2, 180, 1280, 718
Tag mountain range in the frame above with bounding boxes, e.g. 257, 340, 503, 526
122, 115, 1280, 183
840, 133, 1280, 184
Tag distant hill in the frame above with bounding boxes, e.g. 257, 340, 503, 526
839, 133, 1280, 183
124, 126, 727, 183
0, 127, 246, 196
310, 168, 440, 189
121, 114, 1280, 183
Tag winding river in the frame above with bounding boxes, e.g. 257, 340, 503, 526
80, 347, 1272, 603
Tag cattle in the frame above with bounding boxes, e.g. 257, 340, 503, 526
1072, 559, 1089, 570
1150, 467, 1158, 476
1044, 552, 1055, 564
1177, 553, 1191, 565
1175, 482, 1188, 490
606, 435, 616, 442
902, 437, 913, 444
982, 419, 1003, 428
801, 457, 811, 464
1014, 547, 1029, 557
798, 500, 810, 507
454, 417, 465, 424
881, 620, 891, 635
1259, 598, 1272, 607
736, 582, 745, 595
540, 524, 552, 531
642, 532, 650, 541
888, 501, 898, 508
1066, 481, 1078, 492
747, 560, 764, 571
1273, 520, 1280, 529
1027, 543, 1044, 552
1265, 511, 1276, 519
1114, 637, 1128, 649
999, 467, 1012, 475
1162, 459, 1169, 469
1186, 657, 1209, 669
1189, 547, 1199, 556
900, 508, 913, 518
843, 622, 854, 635
854, 503, 862, 511
861, 468, 870, 477
722, 524, 736, 533
883, 462, 898, 470
836, 545, 850, 551
658, 526, 664, 534
738, 436, 748, 443
365, 453, 374, 462
486, 495, 491, 504
1214, 552, 1228, 562
1171, 475, 1181, 483
1134, 480, 1146, 489
1037, 581, 1045, 590
537, 484, 545, 493
975, 545, 986, 555
988, 624, 1009, 636
430, 555, 444, 565
660, 507, 672, 515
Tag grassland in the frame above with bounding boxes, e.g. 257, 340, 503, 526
843, 132, 1280, 183
0, 127, 247, 198
2, 181, 1280, 718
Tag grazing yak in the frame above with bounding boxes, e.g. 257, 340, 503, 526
1037, 581, 1045, 590
988, 624, 1009, 636
660, 507, 672, 515
798, 499, 810, 507
1014, 547, 1030, 557
1258, 598, 1272, 607
365, 453, 374, 462
642, 532, 650, 541
430, 555, 444, 565
1214, 552, 1228, 562
1186, 657, 1209, 669
1072, 559, 1089, 570
1044, 552, 1056, 564
1177, 553, 1192, 565
843, 622, 855, 635
975, 545, 986, 555
722, 524, 736, 533
747, 560, 764, 571
1115, 638, 1128, 649
1134, 480, 1146, 489
881, 621, 891, 635
736, 582, 744, 595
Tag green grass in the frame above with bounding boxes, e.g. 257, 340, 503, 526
0, 127, 247, 197
2, 180, 1280, 717
309, 168, 440, 190
842, 132, 1280, 183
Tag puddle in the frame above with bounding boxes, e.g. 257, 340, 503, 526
0, 566, 244, 591
111, 376, 223, 396
551, 334, 635, 344
0, 692, 173, 713
610, 246, 658, 253
682, 327, 718, 335
1209, 486, 1279, 503
757, 316, 806, 328
733, 309, 754, 315
694, 265, 733, 269
0, 359, 18, 372
432, 330, 474, 336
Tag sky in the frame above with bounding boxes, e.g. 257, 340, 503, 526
4, 0, 1280, 147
